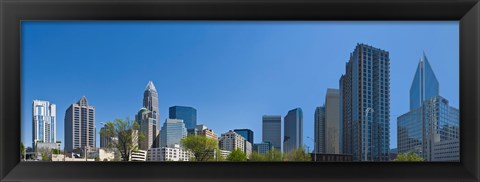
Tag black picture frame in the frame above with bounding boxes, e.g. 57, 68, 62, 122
1, 0, 479, 181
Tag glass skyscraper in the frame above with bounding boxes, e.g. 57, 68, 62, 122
314, 88, 341, 154
160, 118, 187, 148
169, 106, 197, 130
32, 100, 56, 148
283, 108, 303, 154
397, 53, 459, 161
409, 52, 439, 110
340, 44, 390, 161
262, 115, 282, 151
314, 106, 325, 153
233, 129, 254, 145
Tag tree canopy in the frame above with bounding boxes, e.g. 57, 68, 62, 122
99, 118, 144, 161
181, 135, 218, 161
394, 152, 425, 162
284, 147, 311, 161
227, 148, 247, 162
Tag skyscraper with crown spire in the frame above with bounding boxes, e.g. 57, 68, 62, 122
65, 96, 95, 152
136, 81, 160, 149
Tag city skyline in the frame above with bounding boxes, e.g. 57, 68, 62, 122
21, 21, 459, 151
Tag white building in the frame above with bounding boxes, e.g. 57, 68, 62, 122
219, 130, 245, 153
32, 100, 56, 149
130, 150, 147, 161
147, 144, 192, 161
51, 154, 95, 161
217, 149, 231, 160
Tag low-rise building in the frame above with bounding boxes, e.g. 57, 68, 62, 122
147, 144, 192, 161
310, 153, 353, 162
254, 141, 273, 154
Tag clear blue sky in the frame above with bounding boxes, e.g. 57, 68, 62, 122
21, 21, 459, 151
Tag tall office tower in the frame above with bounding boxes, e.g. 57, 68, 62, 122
314, 107, 325, 153
143, 81, 160, 147
283, 108, 303, 154
324, 89, 341, 154
262, 115, 282, 151
233, 129, 254, 145
219, 130, 246, 152
65, 96, 96, 152
397, 53, 459, 161
160, 119, 187, 148
169, 106, 197, 131
136, 107, 157, 150
409, 52, 439, 110
340, 44, 390, 161
32, 100, 56, 148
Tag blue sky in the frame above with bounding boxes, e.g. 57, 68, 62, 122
21, 21, 459, 151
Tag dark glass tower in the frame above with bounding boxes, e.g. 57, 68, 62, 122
262, 115, 282, 151
169, 106, 197, 130
233, 129, 254, 144
340, 44, 390, 161
409, 52, 440, 110
283, 108, 303, 154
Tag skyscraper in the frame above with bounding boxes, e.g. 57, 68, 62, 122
233, 129, 254, 145
100, 124, 116, 148
65, 96, 95, 152
397, 53, 459, 161
314, 106, 325, 153
32, 100, 56, 148
160, 118, 187, 148
340, 44, 390, 161
169, 106, 197, 131
262, 115, 281, 151
142, 81, 160, 148
283, 108, 303, 154
409, 52, 439, 110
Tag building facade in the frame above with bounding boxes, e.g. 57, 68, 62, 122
283, 108, 303, 154
314, 106, 325, 153
142, 81, 160, 148
99, 124, 116, 148
32, 100, 57, 149
169, 106, 197, 131
130, 150, 147, 161
196, 124, 218, 141
219, 130, 246, 152
65, 96, 96, 152
262, 115, 282, 151
233, 129, 254, 145
340, 44, 391, 161
160, 119, 187, 148
397, 53, 460, 162
147, 144, 192, 161
254, 141, 273, 154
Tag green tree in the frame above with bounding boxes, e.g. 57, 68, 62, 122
227, 148, 247, 162
20, 142, 25, 160
285, 147, 311, 161
249, 152, 266, 161
264, 148, 283, 161
181, 135, 218, 161
394, 152, 424, 162
99, 118, 144, 161
41, 152, 50, 161
51, 149, 61, 155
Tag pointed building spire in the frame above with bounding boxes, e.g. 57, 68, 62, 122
145, 81, 157, 92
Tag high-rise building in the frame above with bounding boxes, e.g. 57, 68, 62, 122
136, 107, 157, 150
283, 108, 303, 154
169, 106, 197, 131
160, 119, 187, 148
143, 81, 160, 148
340, 44, 390, 161
233, 129, 254, 145
314, 106, 325, 153
315, 89, 341, 154
32, 100, 56, 148
409, 52, 439, 110
262, 115, 281, 151
219, 130, 246, 152
65, 96, 96, 152
397, 53, 459, 161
